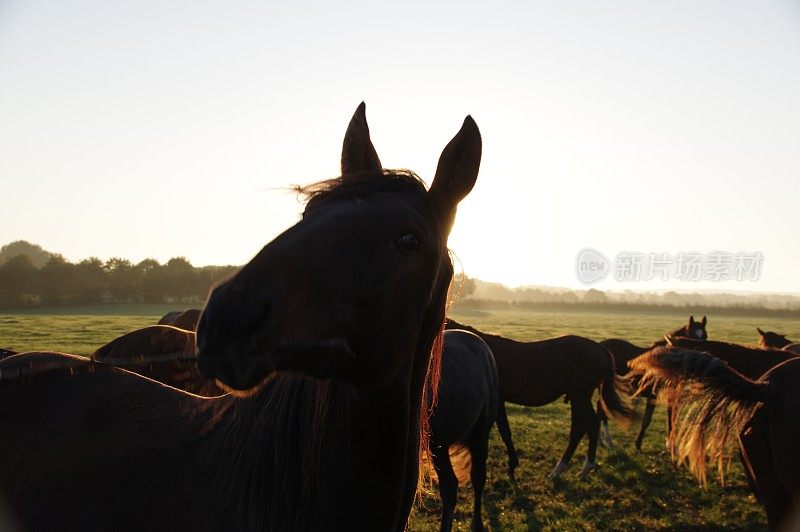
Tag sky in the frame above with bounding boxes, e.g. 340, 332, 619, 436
1, 1, 798, 292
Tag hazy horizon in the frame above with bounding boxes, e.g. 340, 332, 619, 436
2, 1, 798, 292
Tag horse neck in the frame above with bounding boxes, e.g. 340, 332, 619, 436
217, 355, 424, 530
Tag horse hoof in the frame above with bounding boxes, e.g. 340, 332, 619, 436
548, 461, 568, 480
578, 461, 597, 480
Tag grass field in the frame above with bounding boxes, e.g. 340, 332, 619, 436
2, 304, 799, 530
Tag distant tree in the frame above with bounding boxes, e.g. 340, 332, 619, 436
75, 257, 107, 303
136, 259, 164, 303
162, 257, 197, 302
104, 258, 137, 302
0, 254, 41, 306
0, 240, 53, 268
582, 288, 609, 304
39, 254, 78, 304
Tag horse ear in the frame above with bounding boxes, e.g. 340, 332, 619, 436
429, 116, 482, 233
664, 334, 674, 346
341, 102, 382, 176
701, 316, 707, 326
757, 327, 765, 336
689, 315, 695, 325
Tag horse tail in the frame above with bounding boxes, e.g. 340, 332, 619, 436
629, 346, 770, 485
598, 345, 635, 425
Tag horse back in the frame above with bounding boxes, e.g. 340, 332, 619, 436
430, 330, 498, 446
0, 364, 229, 530
600, 338, 648, 374
489, 335, 608, 406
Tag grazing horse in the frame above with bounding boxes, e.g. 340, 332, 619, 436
429, 329, 498, 532
158, 309, 202, 331
630, 347, 800, 530
0, 103, 482, 531
756, 327, 793, 349
445, 319, 632, 480
92, 325, 222, 396
599, 315, 710, 449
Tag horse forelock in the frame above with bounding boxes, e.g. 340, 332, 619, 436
296, 169, 430, 214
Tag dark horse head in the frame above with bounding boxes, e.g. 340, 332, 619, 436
756, 327, 792, 349
672, 315, 707, 340
197, 102, 481, 397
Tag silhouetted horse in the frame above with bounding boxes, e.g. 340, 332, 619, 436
785, 343, 800, 355
429, 329, 498, 532
630, 347, 800, 530
756, 327, 793, 349
0, 103, 482, 530
92, 325, 222, 396
157, 308, 202, 331
600, 315, 710, 449
446, 319, 632, 480
664, 336, 797, 379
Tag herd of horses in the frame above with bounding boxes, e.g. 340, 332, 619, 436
0, 105, 798, 530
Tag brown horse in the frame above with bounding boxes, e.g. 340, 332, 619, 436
664, 336, 797, 379
158, 309, 202, 331
0, 103, 482, 531
785, 343, 800, 355
756, 327, 793, 349
600, 315, 710, 449
445, 319, 632, 480
630, 347, 800, 530
429, 329, 498, 532
92, 325, 222, 396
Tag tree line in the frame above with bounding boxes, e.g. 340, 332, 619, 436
0, 253, 237, 308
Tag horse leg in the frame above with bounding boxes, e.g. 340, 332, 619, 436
467, 429, 490, 532
666, 402, 677, 448
579, 401, 600, 480
635, 399, 656, 451
549, 399, 588, 479
495, 401, 518, 480
739, 409, 791, 529
596, 398, 613, 448
433, 446, 459, 532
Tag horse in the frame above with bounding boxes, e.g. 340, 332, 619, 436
663, 336, 797, 380
599, 315, 710, 449
756, 327, 793, 349
429, 329, 498, 532
158, 309, 202, 331
445, 319, 632, 480
92, 325, 222, 396
629, 347, 800, 530
785, 343, 800, 355
0, 102, 482, 531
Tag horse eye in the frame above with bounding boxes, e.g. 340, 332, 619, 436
397, 233, 421, 254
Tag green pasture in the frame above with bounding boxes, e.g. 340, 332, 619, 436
2, 305, 798, 530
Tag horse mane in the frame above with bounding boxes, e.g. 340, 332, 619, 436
630, 346, 769, 485
295, 170, 429, 211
